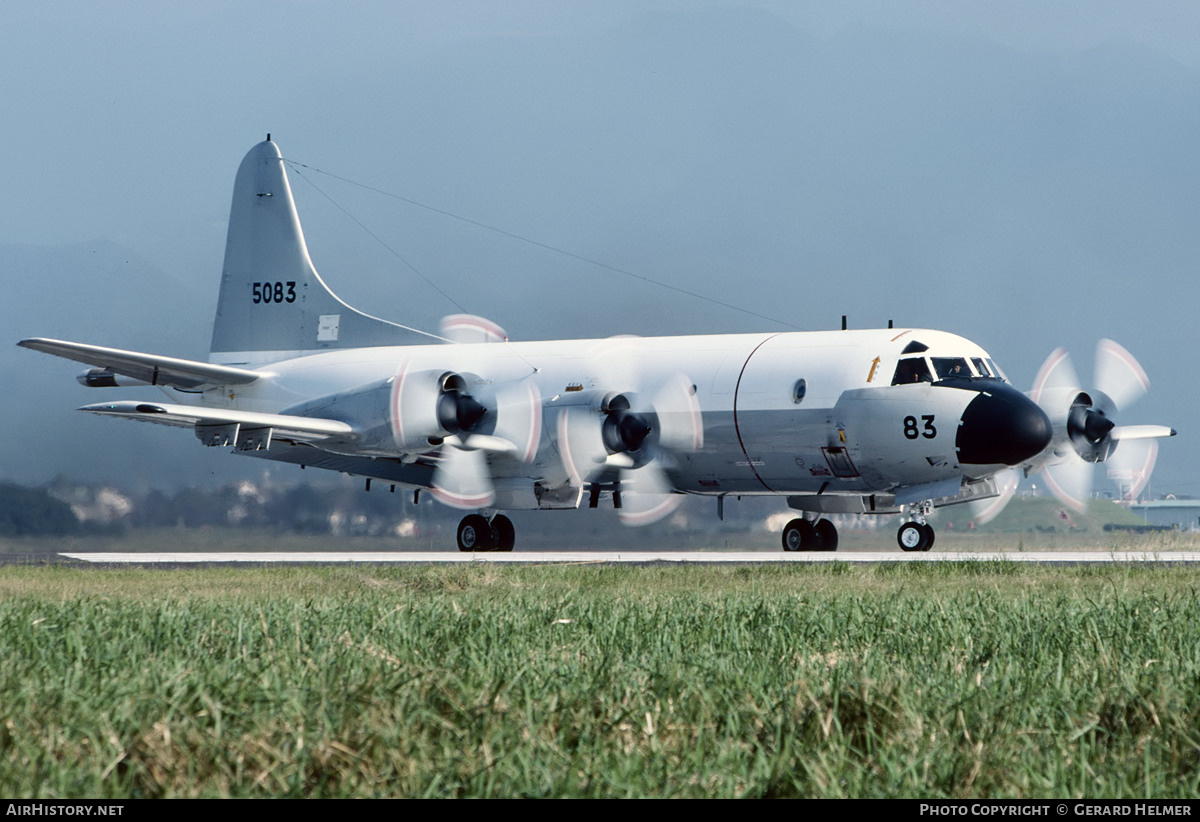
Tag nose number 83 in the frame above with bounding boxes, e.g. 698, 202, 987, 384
903, 415, 936, 440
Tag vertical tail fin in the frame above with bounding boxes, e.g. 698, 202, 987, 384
210, 138, 421, 365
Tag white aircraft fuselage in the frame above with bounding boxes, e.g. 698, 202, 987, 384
184, 324, 1049, 513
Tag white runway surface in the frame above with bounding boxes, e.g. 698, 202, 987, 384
57, 550, 1200, 565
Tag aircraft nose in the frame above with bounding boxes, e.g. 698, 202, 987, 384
955, 383, 1052, 466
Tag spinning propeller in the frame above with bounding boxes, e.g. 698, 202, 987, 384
390, 364, 541, 508
555, 342, 703, 525
967, 467, 1021, 525
1030, 339, 1174, 511
969, 339, 1173, 525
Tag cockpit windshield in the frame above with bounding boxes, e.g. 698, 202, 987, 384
931, 357, 970, 380
891, 357, 933, 385
890, 355, 1008, 386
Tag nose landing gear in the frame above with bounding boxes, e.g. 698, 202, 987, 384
896, 520, 935, 552
895, 500, 936, 552
781, 517, 839, 551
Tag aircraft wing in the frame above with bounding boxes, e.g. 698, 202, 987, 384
79, 401, 352, 444
18, 338, 262, 390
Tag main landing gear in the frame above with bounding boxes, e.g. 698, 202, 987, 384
781, 518, 839, 551
896, 521, 935, 552
456, 513, 515, 552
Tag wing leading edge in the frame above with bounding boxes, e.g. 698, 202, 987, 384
18, 338, 262, 390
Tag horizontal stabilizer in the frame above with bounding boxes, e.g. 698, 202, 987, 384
79, 400, 352, 443
18, 338, 261, 390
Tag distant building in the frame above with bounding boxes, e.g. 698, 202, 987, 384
1130, 499, 1200, 531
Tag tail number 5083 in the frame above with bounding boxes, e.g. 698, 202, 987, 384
252, 281, 297, 304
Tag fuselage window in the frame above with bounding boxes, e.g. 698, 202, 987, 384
931, 357, 970, 380
891, 357, 933, 385
971, 357, 991, 377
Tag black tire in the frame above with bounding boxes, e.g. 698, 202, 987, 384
782, 518, 816, 551
814, 519, 839, 551
897, 521, 928, 552
492, 514, 515, 551
457, 514, 495, 552
920, 522, 935, 552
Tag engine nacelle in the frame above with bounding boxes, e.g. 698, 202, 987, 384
280, 369, 524, 460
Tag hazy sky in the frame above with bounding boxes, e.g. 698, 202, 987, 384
3, 1, 1197, 498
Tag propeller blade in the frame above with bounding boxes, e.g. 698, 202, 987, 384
586, 335, 643, 387
651, 373, 704, 452
1094, 339, 1149, 412
1031, 347, 1081, 406
556, 406, 607, 487
491, 379, 543, 463
1030, 339, 1170, 511
1042, 453, 1092, 513
617, 463, 683, 526
555, 339, 701, 526
431, 447, 495, 509
444, 433, 516, 452
438, 314, 508, 343
969, 467, 1020, 525
1107, 438, 1158, 502
1111, 424, 1176, 441
389, 363, 445, 450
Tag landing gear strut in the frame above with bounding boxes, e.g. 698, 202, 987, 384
456, 513, 515, 552
781, 517, 838, 551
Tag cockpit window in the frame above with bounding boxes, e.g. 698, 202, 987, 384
891, 357, 933, 385
893, 354, 1008, 386
931, 357, 971, 380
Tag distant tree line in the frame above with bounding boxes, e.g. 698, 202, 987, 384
0, 477, 787, 547
0, 482, 81, 536
2, 479, 433, 537
107, 481, 428, 536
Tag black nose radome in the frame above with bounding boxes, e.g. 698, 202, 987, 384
956, 383, 1052, 466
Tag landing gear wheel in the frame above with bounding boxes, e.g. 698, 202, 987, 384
782, 518, 816, 551
897, 521, 929, 552
919, 522, 935, 552
813, 519, 839, 551
457, 514, 496, 552
492, 514, 515, 552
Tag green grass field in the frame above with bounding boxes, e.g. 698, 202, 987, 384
3, 561, 1200, 798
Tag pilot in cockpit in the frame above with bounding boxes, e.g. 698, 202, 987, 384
891, 357, 933, 385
